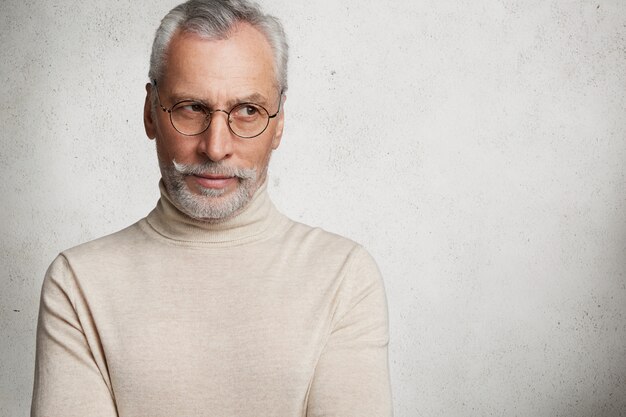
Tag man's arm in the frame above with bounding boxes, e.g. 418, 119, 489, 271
306, 246, 393, 417
31, 255, 118, 417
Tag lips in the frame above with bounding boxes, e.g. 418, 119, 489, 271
191, 173, 237, 189
196, 173, 233, 180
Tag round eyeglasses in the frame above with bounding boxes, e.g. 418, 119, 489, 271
153, 80, 282, 139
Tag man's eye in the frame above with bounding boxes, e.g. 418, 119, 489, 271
186, 104, 205, 112
243, 105, 258, 116
177, 102, 205, 113
233, 105, 260, 118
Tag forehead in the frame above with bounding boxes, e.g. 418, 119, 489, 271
161, 23, 277, 99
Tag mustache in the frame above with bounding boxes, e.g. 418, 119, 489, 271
171, 160, 257, 180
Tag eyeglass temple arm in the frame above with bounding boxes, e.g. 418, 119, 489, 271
151, 80, 170, 113
269, 90, 285, 118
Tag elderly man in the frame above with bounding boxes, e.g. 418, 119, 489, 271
31, 1, 392, 416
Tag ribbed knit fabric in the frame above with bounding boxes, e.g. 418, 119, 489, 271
31, 180, 393, 417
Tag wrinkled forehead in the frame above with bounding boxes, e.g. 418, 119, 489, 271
160, 24, 279, 95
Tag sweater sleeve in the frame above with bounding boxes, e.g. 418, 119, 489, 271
306, 246, 393, 417
31, 255, 118, 417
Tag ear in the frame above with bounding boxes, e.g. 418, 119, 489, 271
143, 83, 156, 140
271, 94, 286, 150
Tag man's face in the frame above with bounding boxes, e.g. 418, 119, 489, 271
144, 23, 284, 221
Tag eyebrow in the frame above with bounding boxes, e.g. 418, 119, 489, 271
168, 91, 271, 108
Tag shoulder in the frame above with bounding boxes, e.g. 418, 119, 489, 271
283, 219, 360, 253
41, 220, 150, 292
46, 220, 152, 283
61, 220, 148, 260
284, 223, 389, 334
282, 218, 382, 277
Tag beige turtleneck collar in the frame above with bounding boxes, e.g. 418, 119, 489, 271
144, 179, 291, 246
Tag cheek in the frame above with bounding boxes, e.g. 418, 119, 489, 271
156, 133, 197, 163
239, 142, 273, 169
155, 137, 174, 161
248, 129, 280, 166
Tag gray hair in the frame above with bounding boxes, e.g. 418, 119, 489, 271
149, 0, 289, 91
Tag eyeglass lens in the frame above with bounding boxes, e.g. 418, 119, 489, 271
170, 101, 270, 138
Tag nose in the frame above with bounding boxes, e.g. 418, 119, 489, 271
196, 110, 234, 162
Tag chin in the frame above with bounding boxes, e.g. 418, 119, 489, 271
169, 177, 255, 221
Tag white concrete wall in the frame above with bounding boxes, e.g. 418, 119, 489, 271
2, 1, 625, 416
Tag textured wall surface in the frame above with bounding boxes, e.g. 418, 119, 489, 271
2, 1, 626, 416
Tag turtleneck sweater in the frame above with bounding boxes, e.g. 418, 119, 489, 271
31, 180, 392, 417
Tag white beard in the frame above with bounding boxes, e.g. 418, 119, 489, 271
160, 159, 259, 221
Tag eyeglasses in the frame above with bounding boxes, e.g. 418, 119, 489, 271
153, 80, 282, 139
